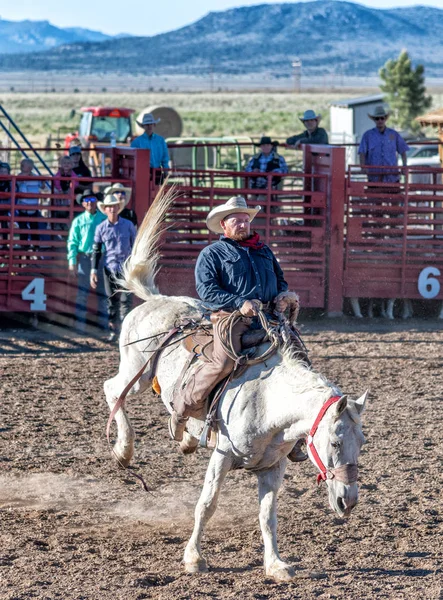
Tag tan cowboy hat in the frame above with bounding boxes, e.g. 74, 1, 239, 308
206, 196, 261, 234
368, 104, 390, 119
103, 183, 132, 202
97, 192, 130, 215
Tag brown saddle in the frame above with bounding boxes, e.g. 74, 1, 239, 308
182, 325, 267, 363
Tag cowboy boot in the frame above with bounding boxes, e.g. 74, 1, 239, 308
287, 439, 308, 462
168, 411, 188, 442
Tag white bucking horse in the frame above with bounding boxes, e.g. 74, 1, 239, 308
104, 188, 368, 582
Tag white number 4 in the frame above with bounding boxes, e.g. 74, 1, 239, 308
21, 278, 47, 311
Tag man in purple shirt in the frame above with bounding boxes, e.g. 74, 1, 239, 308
91, 192, 136, 342
358, 105, 409, 183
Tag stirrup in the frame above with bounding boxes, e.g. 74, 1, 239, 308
287, 439, 308, 463
199, 420, 217, 449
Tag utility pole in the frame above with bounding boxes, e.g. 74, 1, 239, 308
209, 61, 214, 93
292, 58, 302, 93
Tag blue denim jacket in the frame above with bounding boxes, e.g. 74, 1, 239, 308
195, 236, 288, 311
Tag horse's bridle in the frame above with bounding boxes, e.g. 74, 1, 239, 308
306, 395, 359, 485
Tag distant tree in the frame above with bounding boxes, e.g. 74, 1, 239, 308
379, 50, 432, 132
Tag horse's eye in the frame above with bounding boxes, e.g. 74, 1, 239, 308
331, 441, 341, 450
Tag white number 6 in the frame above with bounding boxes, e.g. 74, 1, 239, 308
21, 278, 47, 311
417, 267, 441, 299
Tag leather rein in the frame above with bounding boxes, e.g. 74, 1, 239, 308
306, 395, 359, 486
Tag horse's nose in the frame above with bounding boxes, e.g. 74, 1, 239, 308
342, 487, 358, 512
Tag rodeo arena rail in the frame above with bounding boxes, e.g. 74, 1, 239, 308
0, 144, 442, 318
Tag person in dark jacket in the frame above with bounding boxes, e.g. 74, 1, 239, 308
245, 136, 288, 190
169, 196, 303, 463
286, 109, 329, 148
69, 146, 92, 178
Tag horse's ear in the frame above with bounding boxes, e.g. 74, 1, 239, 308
335, 395, 348, 418
354, 390, 369, 415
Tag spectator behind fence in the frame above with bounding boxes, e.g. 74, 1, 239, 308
67, 189, 108, 333
358, 104, 409, 183
16, 158, 47, 244
103, 183, 137, 227
54, 156, 79, 194
53, 155, 79, 229
245, 136, 288, 191
0, 162, 11, 246
286, 109, 329, 148
91, 191, 136, 343
69, 145, 92, 178
130, 113, 169, 184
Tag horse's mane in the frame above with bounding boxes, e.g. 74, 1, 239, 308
280, 343, 340, 399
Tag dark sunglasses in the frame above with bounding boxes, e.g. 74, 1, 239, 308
83, 196, 97, 203
374, 117, 386, 121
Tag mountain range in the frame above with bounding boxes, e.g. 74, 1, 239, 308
0, 1, 442, 77
0, 19, 129, 54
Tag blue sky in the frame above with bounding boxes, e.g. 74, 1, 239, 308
1, 0, 442, 36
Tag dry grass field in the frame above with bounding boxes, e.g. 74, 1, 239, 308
2, 90, 442, 148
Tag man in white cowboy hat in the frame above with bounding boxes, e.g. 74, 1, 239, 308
245, 136, 288, 190
103, 183, 137, 226
358, 104, 409, 183
286, 109, 329, 149
130, 113, 170, 171
90, 190, 136, 342
67, 189, 107, 333
169, 196, 305, 460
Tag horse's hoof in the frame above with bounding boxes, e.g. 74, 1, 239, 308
266, 561, 295, 582
180, 431, 199, 455
113, 445, 133, 468
184, 558, 208, 573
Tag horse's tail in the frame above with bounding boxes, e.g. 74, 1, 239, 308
120, 183, 178, 301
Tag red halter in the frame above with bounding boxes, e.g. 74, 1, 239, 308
306, 395, 358, 485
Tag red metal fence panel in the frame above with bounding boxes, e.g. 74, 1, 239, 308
344, 166, 443, 302
149, 166, 329, 307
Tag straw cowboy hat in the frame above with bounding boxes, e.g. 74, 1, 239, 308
368, 104, 390, 119
97, 191, 130, 214
103, 182, 132, 202
206, 196, 261, 234
299, 109, 322, 123
136, 113, 161, 127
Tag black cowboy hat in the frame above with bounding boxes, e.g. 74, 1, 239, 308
254, 136, 279, 146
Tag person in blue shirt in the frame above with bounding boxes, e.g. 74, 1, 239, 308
169, 196, 304, 462
130, 113, 169, 184
90, 192, 137, 342
358, 104, 409, 183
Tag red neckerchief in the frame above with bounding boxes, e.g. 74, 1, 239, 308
237, 232, 264, 250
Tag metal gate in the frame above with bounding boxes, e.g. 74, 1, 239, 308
344, 167, 443, 302
0, 146, 150, 313
149, 165, 330, 308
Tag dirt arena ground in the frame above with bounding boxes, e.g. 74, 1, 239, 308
1, 319, 442, 600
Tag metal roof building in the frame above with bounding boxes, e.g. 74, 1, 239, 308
330, 93, 384, 163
